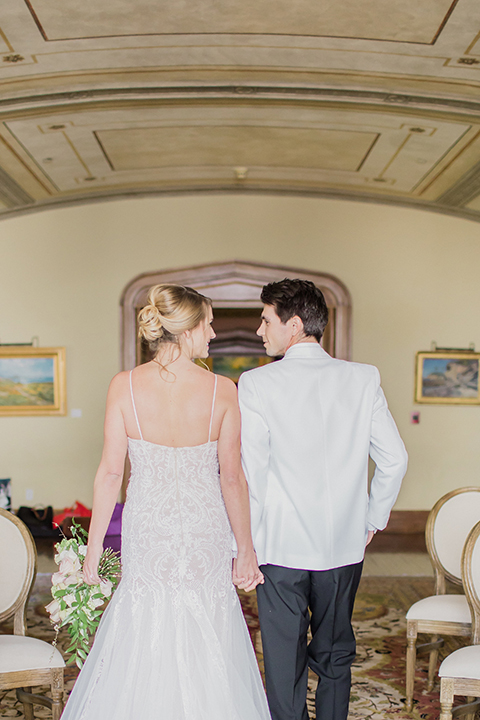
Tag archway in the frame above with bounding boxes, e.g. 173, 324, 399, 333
120, 260, 352, 369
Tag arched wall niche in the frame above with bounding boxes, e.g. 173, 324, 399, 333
120, 261, 352, 368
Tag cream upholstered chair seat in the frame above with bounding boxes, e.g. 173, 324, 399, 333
405, 487, 480, 712
0, 508, 65, 719
439, 521, 480, 720
0, 636, 64, 673
440, 646, 480, 680
406, 595, 471, 623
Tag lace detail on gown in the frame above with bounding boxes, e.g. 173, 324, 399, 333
61, 394, 270, 719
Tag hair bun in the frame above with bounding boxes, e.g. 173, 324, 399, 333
138, 303, 164, 342
137, 283, 211, 353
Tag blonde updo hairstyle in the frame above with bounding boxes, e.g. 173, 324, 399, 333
138, 284, 211, 354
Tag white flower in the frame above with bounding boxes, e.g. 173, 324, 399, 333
45, 599, 61, 623
63, 593, 76, 607
100, 579, 113, 598
56, 547, 82, 575
58, 607, 73, 622
46, 599, 73, 623
51, 571, 67, 588
87, 595, 104, 610
78, 545, 88, 557
52, 570, 83, 589
66, 572, 83, 586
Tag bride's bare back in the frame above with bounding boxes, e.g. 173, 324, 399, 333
123, 358, 222, 447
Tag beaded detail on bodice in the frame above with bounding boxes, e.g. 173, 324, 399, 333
122, 438, 233, 602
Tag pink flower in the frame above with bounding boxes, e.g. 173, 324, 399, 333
65, 572, 83, 586
51, 571, 67, 587
46, 598, 74, 623
45, 600, 63, 623
45, 599, 61, 623
63, 593, 76, 607
56, 547, 81, 575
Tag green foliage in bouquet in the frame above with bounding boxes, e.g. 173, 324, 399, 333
46, 519, 121, 668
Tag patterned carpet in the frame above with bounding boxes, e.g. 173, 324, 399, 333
0, 575, 467, 719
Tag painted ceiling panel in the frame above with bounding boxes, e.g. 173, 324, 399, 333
97, 126, 378, 172
3, 105, 471, 198
25, 0, 456, 43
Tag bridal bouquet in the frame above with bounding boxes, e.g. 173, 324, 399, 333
46, 519, 121, 668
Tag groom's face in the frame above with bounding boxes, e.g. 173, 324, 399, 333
257, 304, 293, 357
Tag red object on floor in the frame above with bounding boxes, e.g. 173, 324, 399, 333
53, 501, 92, 527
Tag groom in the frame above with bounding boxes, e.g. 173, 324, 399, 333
238, 279, 408, 720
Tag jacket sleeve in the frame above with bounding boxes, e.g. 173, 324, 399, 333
237, 371, 270, 542
368, 368, 408, 531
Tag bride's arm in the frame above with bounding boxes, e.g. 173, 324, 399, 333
217, 378, 264, 593
83, 374, 128, 585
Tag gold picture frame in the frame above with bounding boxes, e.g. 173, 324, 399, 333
415, 351, 480, 404
0, 346, 66, 416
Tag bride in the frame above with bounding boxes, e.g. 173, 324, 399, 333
61, 284, 271, 720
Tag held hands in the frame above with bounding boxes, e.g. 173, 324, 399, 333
232, 549, 264, 592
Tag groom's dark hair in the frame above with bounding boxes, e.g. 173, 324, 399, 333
261, 279, 329, 342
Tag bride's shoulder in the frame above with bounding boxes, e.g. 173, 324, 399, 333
107, 370, 131, 395
110, 362, 153, 385
214, 373, 237, 399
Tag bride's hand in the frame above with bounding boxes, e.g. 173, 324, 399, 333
82, 544, 102, 585
232, 551, 264, 592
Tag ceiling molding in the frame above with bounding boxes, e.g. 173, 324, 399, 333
437, 159, 480, 207
0, 184, 479, 223
0, 166, 34, 207
2, 86, 480, 119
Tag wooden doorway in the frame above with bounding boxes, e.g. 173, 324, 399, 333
120, 260, 352, 370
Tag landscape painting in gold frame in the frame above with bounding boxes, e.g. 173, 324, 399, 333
0, 347, 66, 416
415, 351, 480, 405
201, 355, 272, 383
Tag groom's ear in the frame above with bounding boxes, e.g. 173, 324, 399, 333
289, 315, 304, 335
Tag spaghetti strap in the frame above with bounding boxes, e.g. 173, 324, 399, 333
129, 370, 144, 441
208, 375, 218, 443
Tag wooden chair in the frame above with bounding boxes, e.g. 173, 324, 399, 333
0, 508, 65, 719
439, 519, 480, 720
405, 487, 480, 711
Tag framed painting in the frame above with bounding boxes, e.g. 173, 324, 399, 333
0, 346, 66, 416
415, 351, 480, 404
202, 355, 272, 383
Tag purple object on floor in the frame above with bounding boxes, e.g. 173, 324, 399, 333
106, 502, 123, 534
103, 503, 123, 554
104, 535, 121, 553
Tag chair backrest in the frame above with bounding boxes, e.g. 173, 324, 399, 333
0, 508, 37, 635
426, 487, 480, 592
462, 520, 480, 644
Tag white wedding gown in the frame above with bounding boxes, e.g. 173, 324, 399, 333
61, 374, 271, 720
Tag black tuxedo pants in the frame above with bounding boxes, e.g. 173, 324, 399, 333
256, 561, 363, 720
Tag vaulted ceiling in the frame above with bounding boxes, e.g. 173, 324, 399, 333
1, 0, 480, 220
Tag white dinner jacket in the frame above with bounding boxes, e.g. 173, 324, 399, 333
238, 342, 408, 571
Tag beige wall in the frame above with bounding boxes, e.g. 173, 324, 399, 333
0, 194, 479, 511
